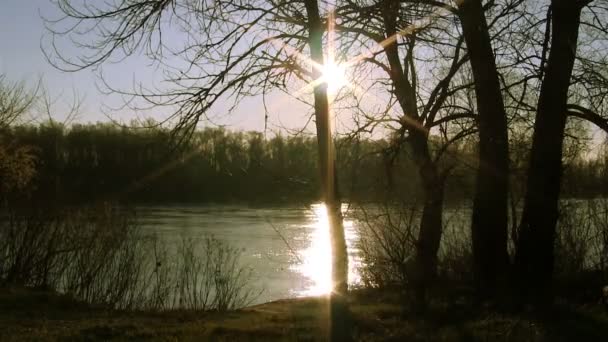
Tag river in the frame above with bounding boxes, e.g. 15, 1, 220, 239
136, 199, 607, 305
137, 203, 363, 305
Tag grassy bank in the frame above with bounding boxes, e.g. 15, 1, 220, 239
2, 287, 607, 341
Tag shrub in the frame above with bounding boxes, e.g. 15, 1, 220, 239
553, 199, 608, 301
355, 203, 474, 292
0, 203, 257, 311
555, 199, 608, 277
355, 204, 419, 289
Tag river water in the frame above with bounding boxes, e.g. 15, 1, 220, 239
136, 199, 607, 305
137, 203, 363, 305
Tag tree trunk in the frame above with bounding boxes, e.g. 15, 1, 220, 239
380, 0, 445, 312
303, 0, 347, 298
412, 138, 445, 311
303, 0, 350, 340
514, 0, 584, 306
457, 0, 511, 300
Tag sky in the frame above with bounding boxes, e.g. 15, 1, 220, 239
1, 0, 113, 123
0, 0, 314, 133
0, 1, 605, 151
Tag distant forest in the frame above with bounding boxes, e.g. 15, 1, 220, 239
3, 123, 607, 206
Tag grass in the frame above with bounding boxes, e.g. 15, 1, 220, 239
1, 287, 607, 341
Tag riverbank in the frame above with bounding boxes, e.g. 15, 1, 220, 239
2, 287, 607, 341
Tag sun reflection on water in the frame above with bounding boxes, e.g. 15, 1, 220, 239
293, 203, 360, 296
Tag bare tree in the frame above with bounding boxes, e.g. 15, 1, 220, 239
371, 0, 532, 303
44, 0, 352, 313
0, 75, 37, 127
302, 0, 348, 295
301, 1, 351, 339
455, 0, 512, 301
324, 0, 527, 309
514, 0, 602, 305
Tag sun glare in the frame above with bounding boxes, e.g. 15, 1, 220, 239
321, 60, 348, 95
294, 203, 361, 297
296, 204, 333, 296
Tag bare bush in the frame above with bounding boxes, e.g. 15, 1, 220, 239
174, 237, 258, 311
555, 199, 608, 277
586, 199, 608, 274
354, 198, 608, 301
355, 204, 419, 289
0, 203, 257, 312
555, 201, 594, 277
437, 210, 473, 285
0, 74, 36, 127
356, 204, 474, 291
0, 75, 38, 199
551, 199, 608, 301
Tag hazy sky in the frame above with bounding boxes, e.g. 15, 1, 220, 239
0, 1, 91, 119
0, 0, 314, 132
1, 1, 605, 149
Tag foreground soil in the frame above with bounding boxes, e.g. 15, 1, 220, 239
1, 287, 607, 341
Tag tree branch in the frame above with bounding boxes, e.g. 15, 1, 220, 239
566, 104, 608, 134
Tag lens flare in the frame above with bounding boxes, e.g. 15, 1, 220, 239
321, 60, 347, 95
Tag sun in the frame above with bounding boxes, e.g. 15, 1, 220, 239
321, 60, 348, 95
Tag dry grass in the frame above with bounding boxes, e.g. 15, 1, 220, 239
2, 287, 608, 341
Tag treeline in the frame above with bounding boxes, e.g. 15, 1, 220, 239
3, 122, 607, 206
562, 152, 608, 198
2, 123, 400, 204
